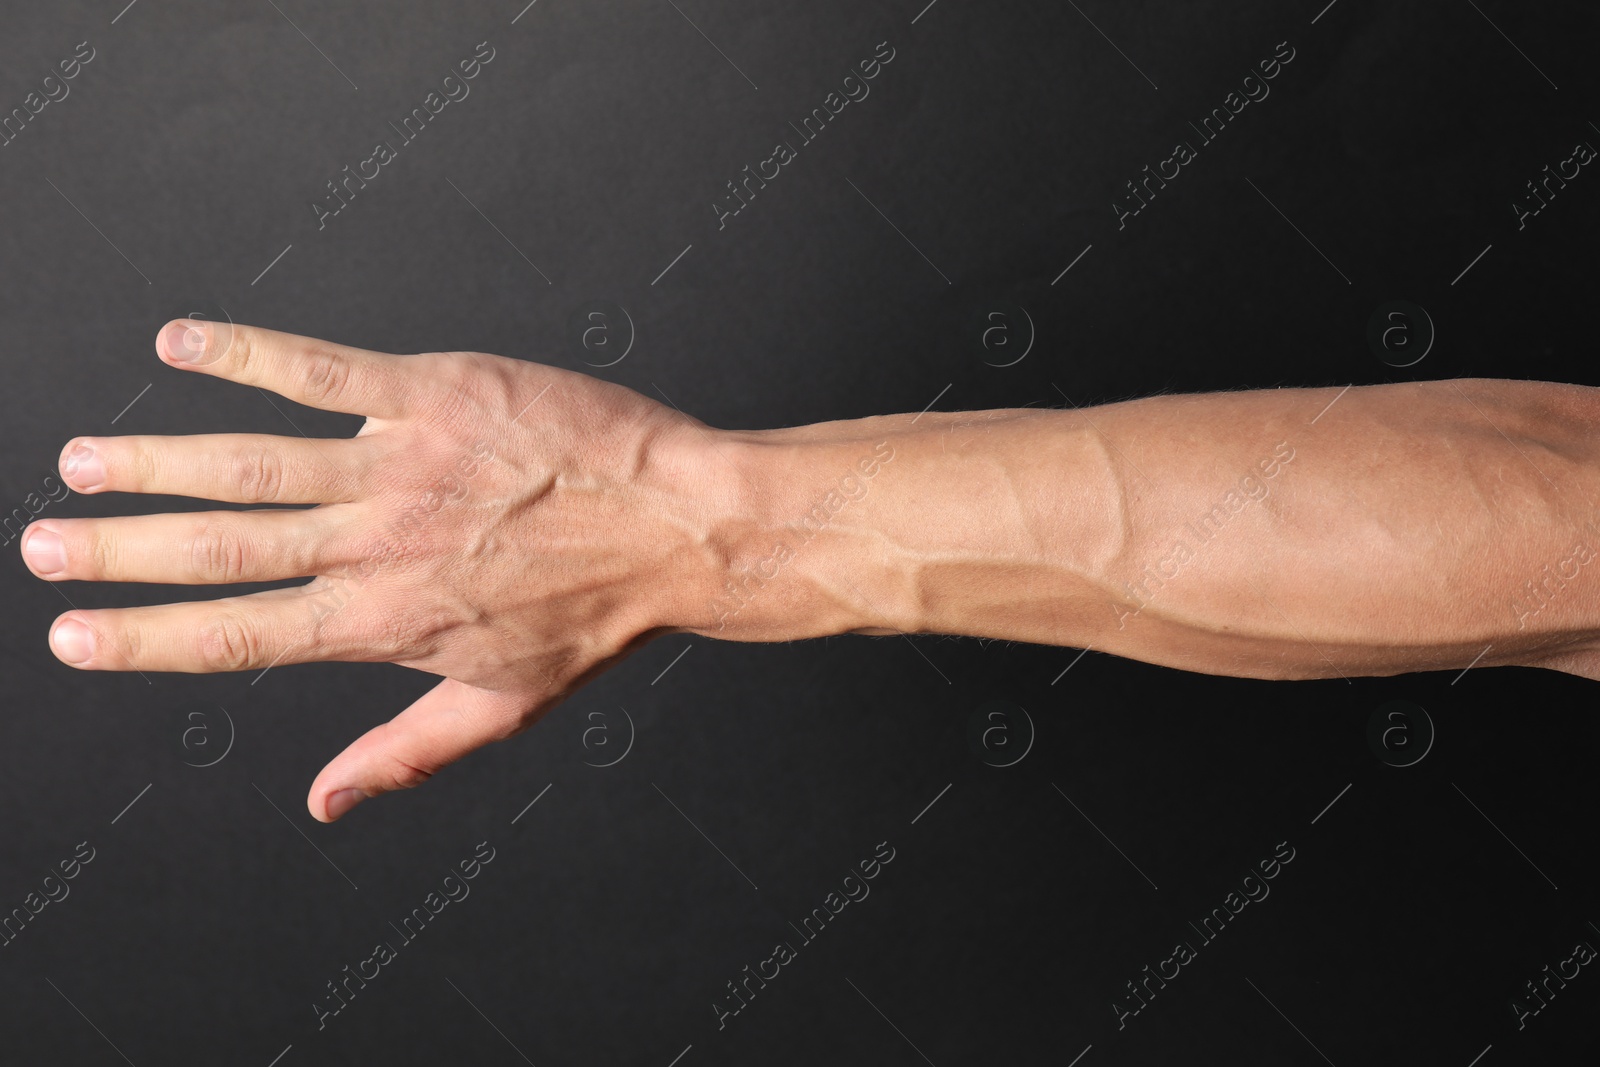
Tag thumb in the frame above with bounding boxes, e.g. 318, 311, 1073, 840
308, 677, 533, 822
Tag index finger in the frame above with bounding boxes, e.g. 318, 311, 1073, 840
158, 320, 415, 419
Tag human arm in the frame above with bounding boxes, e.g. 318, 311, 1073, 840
23, 322, 1600, 820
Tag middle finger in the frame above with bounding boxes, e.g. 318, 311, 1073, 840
21, 508, 351, 585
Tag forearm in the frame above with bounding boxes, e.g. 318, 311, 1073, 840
680, 379, 1600, 680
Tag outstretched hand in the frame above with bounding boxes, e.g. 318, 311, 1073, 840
24, 321, 730, 821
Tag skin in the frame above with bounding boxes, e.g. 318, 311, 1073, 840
22, 321, 1600, 821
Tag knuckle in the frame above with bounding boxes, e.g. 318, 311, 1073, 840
409, 352, 475, 422
197, 613, 261, 672
129, 439, 159, 488
114, 617, 143, 666
376, 625, 410, 662
190, 521, 249, 584
302, 349, 351, 407
232, 449, 284, 503
84, 526, 116, 578
368, 724, 436, 791
227, 329, 255, 374
371, 609, 424, 661
379, 753, 434, 792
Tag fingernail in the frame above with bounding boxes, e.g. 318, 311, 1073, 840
23, 528, 66, 576
325, 789, 367, 820
161, 320, 207, 363
63, 443, 104, 490
52, 619, 94, 665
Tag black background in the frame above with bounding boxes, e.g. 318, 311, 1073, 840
2, 1, 1597, 1063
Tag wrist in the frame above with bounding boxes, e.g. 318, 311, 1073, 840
707, 408, 1123, 648
650, 405, 1122, 649
658, 419, 916, 641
